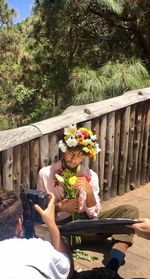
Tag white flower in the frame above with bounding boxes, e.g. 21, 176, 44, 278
58, 140, 67, 152
90, 135, 97, 141
66, 138, 78, 147
55, 174, 64, 183
64, 124, 77, 136
95, 143, 101, 153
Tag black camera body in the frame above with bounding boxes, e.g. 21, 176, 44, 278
20, 188, 48, 238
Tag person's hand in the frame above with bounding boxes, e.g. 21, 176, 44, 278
72, 177, 92, 194
129, 218, 150, 240
58, 198, 79, 213
34, 192, 55, 228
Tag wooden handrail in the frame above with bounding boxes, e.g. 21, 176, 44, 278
0, 87, 150, 152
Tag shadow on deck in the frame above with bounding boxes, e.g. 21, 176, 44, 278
74, 183, 150, 279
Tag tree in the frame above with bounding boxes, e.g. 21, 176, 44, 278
70, 58, 150, 104
0, 0, 17, 28
1, 0, 150, 129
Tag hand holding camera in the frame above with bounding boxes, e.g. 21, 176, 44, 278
21, 188, 49, 238
34, 192, 55, 229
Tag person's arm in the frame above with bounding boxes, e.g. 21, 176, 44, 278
75, 176, 96, 207
71, 169, 101, 218
34, 192, 74, 278
130, 218, 150, 240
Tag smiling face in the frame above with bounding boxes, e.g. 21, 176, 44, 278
63, 149, 84, 169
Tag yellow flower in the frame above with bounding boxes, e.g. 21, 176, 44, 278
82, 139, 87, 146
69, 176, 78, 186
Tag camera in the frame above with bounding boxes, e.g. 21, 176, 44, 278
20, 188, 48, 238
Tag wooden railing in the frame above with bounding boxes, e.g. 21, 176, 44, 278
0, 88, 150, 200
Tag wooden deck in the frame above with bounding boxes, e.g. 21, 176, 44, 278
74, 183, 150, 279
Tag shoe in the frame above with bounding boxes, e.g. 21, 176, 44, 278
72, 267, 122, 279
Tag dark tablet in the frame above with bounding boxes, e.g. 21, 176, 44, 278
59, 218, 140, 236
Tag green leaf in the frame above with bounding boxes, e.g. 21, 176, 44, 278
73, 249, 98, 262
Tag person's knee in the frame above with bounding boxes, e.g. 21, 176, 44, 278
124, 204, 139, 219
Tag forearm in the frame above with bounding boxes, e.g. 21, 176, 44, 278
48, 222, 69, 253
48, 223, 74, 278
86, 190, 96, 207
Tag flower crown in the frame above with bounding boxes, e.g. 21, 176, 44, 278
58, 124, 101, 159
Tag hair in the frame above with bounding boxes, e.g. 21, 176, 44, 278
0, 190, 22, 240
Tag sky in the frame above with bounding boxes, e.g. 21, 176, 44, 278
7, 0, 34, 23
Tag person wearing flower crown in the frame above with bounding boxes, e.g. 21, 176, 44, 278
37, 124, 139, 279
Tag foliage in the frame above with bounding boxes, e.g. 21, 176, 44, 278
0, 0, 150, 130
0, 0, 17, 28
70, 58, 150, 104
70, 67, 105, 104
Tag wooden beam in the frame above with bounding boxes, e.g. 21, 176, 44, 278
0, 88, 150, 152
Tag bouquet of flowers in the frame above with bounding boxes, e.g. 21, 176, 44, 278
55, 167, 80, 221
55, 165, 89, 245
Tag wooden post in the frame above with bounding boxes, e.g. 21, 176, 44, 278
125, 105, 136, 191
49, 132, 59, 163
146, 104, 150, 183
111, 110, 121, 197
0, 152, 2, 189
136, 104, 146, 187
141, 103, 150, 185
99, 115, 107, 200
21, 143, 30, 188
130, 104, 142, 189
118, 106, 130, 195
103, 112, 115, 200
147, 135, 150, 182
13, 145, 21, 193
40, 135, 50, 167
30, 139, 40, 189
2, 148, 13, 190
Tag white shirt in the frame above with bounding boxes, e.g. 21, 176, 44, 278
0, 238, 70, 279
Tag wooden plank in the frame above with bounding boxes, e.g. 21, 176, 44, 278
0, 152, 2, 189
34, 89, 150, 135
13, 145, 21, 194
0, 125, 41, 152
30, 139, 40, 188
40, 135, 50, 167
99, 115, 107, 200
49, 132, 59, 164
136, 104, 147, 187
141, 103, 150, 185
146, 104, 150, 183
21, 143, 30, 188
147, 135, 150, 182
130, 104, 142, 189
125, 105, 136, 192
103, 112, 115, 200
118, 107, 130, 195
111, 110, 121, 197
2, 148, 13, 190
